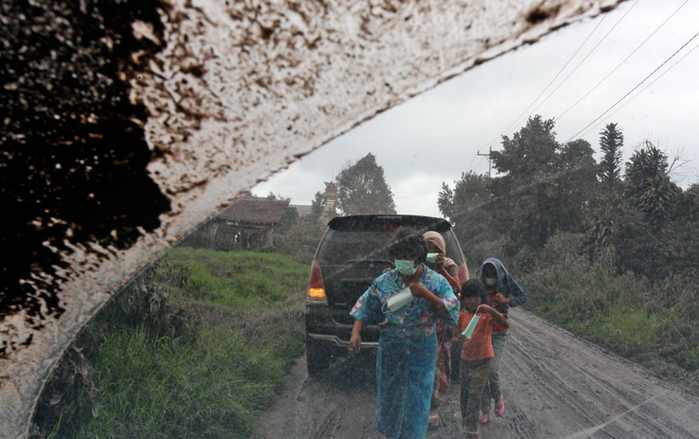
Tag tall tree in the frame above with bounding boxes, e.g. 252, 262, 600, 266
586, 123, 624, 269
598, 123, 624, 194
603, 142, 683, 279
489, 115, 597, 250
336, 153, 396, 215
266, 192, 299, 234
556, 138, 599, 231
624, 142, 680, 227
438, 171, 495, 263
310, 191, 325, 220
438, 172, 493, 240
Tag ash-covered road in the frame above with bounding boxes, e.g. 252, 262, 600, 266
255, 310, 699, 438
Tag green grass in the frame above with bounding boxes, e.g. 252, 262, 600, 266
592, 305, 659, 350
33, 247, 308, 438
166, 247, 308, 309
78, 326, 290, 438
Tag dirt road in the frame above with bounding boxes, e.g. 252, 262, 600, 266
255, 310, 699, 438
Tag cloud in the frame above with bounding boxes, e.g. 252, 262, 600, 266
254, 0, 699, 211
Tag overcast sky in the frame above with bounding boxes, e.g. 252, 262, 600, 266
254, 0, 699, 218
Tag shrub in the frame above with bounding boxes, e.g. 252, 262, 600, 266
32, 248, 307, 438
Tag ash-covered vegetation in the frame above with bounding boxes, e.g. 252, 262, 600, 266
439, 116, 699, 385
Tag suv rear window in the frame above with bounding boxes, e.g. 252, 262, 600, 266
316, 215, 462, 266
313, 215, 465, 323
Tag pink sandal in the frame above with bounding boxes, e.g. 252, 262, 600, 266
494, 395, 505, 416
479, 412, 491, 424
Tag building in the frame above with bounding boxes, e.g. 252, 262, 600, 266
290, 181, 340, 223
183, 194, 287, 250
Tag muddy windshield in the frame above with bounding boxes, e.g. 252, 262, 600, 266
18, 1, 699, 438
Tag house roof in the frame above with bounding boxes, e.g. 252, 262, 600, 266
217, 196, 286, 224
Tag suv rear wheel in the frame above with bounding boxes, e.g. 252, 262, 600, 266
305, 336, 331, 377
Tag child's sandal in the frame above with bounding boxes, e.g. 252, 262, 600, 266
494, 395, 506, 416
479, 412, 491, 424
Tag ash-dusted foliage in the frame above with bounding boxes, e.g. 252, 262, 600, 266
440, 116, 699, 387
31, 248, 307, 438
336, 153, 397, 215
522, 232, 699, 388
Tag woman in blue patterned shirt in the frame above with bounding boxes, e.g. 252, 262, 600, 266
349, 227, 460, 439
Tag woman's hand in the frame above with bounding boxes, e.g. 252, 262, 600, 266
476, 304, 495, 314
492, 293, 510, 304
349, 319, 364, 354
410, 282, 451, 320
435, 253, 446, 270
349, 332, 362, 354
408, 282, 428, 298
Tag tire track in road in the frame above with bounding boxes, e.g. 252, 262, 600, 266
499, 310, 699, 438
256, 310, 699, 438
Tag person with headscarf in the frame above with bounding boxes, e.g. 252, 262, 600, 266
477, 257, 527, 424
422, 231, 462, 292
349, 227, 460, 439
422, 231, 464, 428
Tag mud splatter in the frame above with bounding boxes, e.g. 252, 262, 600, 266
0, 1, 625, 437
0, 0, 170, 357
526, 4, 562, 24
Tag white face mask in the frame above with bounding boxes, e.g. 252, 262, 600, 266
394, 259, 417, 276
484, 277, 497, 287
383, 287, 413, 312
462, 313, 481, 339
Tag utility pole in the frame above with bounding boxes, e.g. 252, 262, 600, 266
478, 147, 492, 178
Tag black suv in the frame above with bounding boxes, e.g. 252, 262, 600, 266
305, 214, 469, 376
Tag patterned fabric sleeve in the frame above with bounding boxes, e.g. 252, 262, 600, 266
350, 284, 382, 323
435, 275, 460, 324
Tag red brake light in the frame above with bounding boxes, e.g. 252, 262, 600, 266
308, 260, 326, 301
308, 288, 325, 299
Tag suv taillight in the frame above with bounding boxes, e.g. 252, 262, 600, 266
307, 260, 327, 303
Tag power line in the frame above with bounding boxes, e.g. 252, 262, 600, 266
465, 146, 481, 173
579, 39, 699, 139
566, 28, 699, 143
409, 46, 699, 212
556, 0, 689, 122
531, 0, 640, 118
477, 10, 610, 153
465, 12, 612, 177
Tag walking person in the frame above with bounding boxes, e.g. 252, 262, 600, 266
349, 227, 460, 439
454, 279, 509, 439
422, 231, 464, 428
477, 257, 527, 423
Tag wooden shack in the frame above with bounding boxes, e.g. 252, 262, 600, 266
186, 195, 287, 250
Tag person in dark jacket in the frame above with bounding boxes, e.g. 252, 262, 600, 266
477, 258, 527, 424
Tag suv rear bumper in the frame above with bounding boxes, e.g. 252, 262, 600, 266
305, 303, 381, 344
306, 333, 379, 348
305, 303, 381, 376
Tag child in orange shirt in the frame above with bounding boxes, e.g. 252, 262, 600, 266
454, 279, 509, 439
